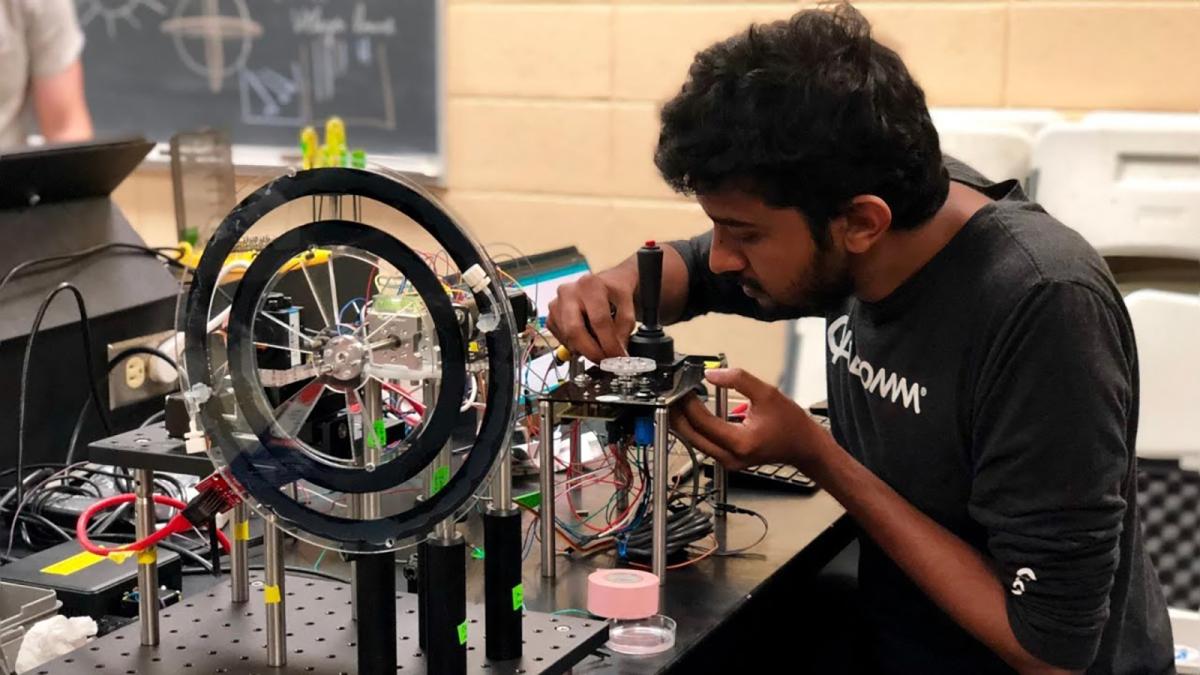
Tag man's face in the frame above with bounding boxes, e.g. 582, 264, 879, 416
696, 186, 853, 317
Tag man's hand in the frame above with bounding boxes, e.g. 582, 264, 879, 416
546, 271, 637, 363
671, 368, 827, 471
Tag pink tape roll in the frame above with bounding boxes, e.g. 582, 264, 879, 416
586, 569, 659, 620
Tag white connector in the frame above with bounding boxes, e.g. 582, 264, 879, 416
462, 264, 490, 293
184, 417, 208, 455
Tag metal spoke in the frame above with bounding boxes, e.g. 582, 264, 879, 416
366, 336, 399, 352
253, 341, 315, 356
300, 260, 333, 328
363, 314, 396, 343
271, 378, 325, 439
326, 252, 341, 328
258, 309, 316, 347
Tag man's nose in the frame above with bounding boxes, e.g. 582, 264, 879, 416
709, 233, 745, 275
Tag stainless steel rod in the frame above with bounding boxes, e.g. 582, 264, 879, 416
363, 378, 384, 519
538, 400, 556, 578
653, 407, 669, 584
230, 502, 249, 603
264, 517, 287, 667
714, 385, 729, 515
434, 441, 455, 543
495, 437, 513, 509
134, 469, 159, 646
567, 359, 584, 518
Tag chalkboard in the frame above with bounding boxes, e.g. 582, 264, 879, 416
75, 0, 440, 168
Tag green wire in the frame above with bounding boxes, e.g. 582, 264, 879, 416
312, 549, 328, 571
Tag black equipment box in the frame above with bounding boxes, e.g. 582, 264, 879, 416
1, 539, 182, 619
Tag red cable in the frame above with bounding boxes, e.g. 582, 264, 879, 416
76, 494, 232, 557
381, 382, 426, 414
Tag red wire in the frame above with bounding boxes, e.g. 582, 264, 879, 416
76, 494, 232, 556
381, 382, 426, 414
365, 268, 377, 303
385, 403, 423, 427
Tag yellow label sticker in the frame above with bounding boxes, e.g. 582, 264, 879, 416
264, 585, 282, 604
137, 550, 157, 565
703, 360, 722, 370
40, 551, 106, 576
235, 521, 250, 541
108, 551, 134, 564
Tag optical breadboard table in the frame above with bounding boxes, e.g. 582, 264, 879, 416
30, 573, 606, 675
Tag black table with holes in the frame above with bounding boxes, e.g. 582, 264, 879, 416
31, 573, 607, 675
76, 431, 853, 674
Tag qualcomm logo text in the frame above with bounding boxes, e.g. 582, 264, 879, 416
827, 315, 927, 415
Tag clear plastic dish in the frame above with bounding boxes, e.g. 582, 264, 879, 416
606, 614, 677, 656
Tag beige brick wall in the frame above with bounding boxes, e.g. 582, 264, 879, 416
115, 0, 1200, 383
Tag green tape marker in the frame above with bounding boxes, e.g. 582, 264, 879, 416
512, 583, 524, 611
457, 621, 468, 645
371, 419, 387, 449
431, 465, 450, 495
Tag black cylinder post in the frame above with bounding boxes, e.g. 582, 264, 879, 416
355, 550, 398, 675
425, 535, 467, 674
483, 509, 523, 661
418, 539, 430, 649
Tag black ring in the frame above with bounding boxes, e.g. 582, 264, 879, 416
183, 168, 517, 549
225, 219, 466, 493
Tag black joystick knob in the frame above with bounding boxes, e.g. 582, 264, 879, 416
628, 240, 675, 365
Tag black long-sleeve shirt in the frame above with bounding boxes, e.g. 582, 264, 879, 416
667, 159, 1173, 673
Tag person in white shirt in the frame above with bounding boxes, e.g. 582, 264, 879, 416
0, 0, 93, 148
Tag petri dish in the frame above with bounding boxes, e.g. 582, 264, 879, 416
606, 614, 677, 656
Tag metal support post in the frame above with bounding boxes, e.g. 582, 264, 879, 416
134, 469, 159, 646
567, 358, 584, 518
230, 502, 249, 603
652, 407, 669, 583
264, 517, 287, 668
713, 385, 729, 514
538, 400, 556, 578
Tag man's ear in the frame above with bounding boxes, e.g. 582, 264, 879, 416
840, 195, 892, 254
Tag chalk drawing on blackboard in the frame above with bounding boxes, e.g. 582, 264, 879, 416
76, 0, 165, 39
160, 0, 263, 94
300, 39, 398, 131
239, 64, 310, 127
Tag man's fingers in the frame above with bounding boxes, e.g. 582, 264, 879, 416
704, 367, 774, 402
580, 292, 623, 358
680, 395, 746, 451
553, 300, 604, 363
670, 406, 742, 469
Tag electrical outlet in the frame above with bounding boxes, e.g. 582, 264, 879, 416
108, 329, 178, 410
125, 357, 147, 389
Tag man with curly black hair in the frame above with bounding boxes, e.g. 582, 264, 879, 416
546, 3, 1172, 673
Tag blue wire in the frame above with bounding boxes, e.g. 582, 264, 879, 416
338, 297, 365, 324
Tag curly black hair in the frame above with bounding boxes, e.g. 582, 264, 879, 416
654, 2, 949, 239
